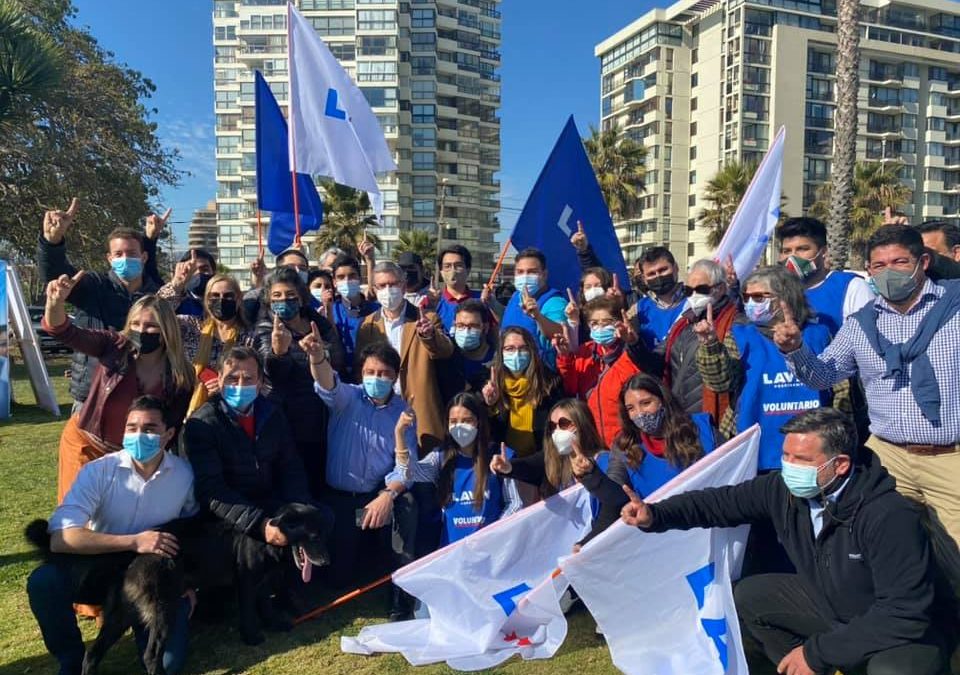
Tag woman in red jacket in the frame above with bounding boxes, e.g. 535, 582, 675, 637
555, 296, 643, 447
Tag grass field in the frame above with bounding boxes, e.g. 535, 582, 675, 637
0, 356, 779, 675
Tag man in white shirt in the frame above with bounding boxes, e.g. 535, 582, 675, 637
27, 396, 197, 675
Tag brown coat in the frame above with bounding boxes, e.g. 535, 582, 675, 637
355, 302, 454, 452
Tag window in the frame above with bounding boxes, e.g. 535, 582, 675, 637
688, 194, 696, 207
413, 127, 436, 147
358, 36, 395, 56
329, 43, 355, 61
806, 76, 834, 102
411, 8, 435, 28
412, 104, 435, 124
690, 97, 698, 112
412, 152, 435, 170
411, 79, 435, 100
691, 48, 699, 64
361, 87, 396, 108
412, 175, 436, 195
411, 56, 435, 75
804, 129, 833, 155
358, 10, 396, 30
214, 26, 236, 40
690, 73, 699, 88
411, 32, 437, 52
357, 61, 397, 82
804, 157, 830, 181
689, 146, 697, 160
690, 122, 697, 136
929, 117, 946, 131
310, 16, 354, 35
689, 171, 697, 184
301, 0, 354, 8
413, 199, 435, 217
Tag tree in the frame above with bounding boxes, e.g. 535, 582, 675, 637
584, 123, 647, 221
0, 0, 62, 123
826, 0, 861, 269
698, 160, 789, 249
311, 179, 380, 258
393, 229, 438, 271
0, 0, 182, 269
809, 161, 911, 268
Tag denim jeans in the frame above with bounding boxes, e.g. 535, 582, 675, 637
27, 560, 190, 675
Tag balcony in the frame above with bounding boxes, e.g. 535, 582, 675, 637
806, 116, 834, 129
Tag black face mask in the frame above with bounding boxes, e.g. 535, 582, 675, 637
646, 274, 678, 295
129, 330, 163, 355
208, 297, 238, 322
187, 273, 213, 298
405, 269, 421, 286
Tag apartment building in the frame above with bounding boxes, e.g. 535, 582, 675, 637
187, 200, 219, 258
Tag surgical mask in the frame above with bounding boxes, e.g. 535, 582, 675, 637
687, 292, 712, 315
271, 299, 300, 320
745, 298, 775, 325
310, 288, 328, 304
111, 256, 143, 281
590, 325, 618, 346
631, 407, 666, 434
128, 330, 162, 355
208, 298, 238, 322
363, 375, 394, 401
337, 280, 361, 298
583, 286, 605, 303
223, 384, 257, 412
454, 327, 483, 351
870, 262, 920, 303
552, 429, 577, 456
449, 423, 478, 448
783, 254, 819, 281
646, 274, 678, 295
187, 273, 212, 297
780, 457, 837, 499
442, 268, 467, 286
377, 286, 405, 311
502, 350, 530, 374
514, 274, 540, 295
123, 432, 162, 463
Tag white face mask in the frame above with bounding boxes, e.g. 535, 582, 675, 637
377, 286, 405, 311
551, 429, 577, 456
449, 423, 478, 448
687, 292, 712, 315
583, 286, 605, 302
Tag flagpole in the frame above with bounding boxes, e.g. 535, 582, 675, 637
286, 2, 302, 247
257, 209, 264, 259
487, 237, 511, 288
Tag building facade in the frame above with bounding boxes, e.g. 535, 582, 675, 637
596, 0, 960, 269
212, 0, 502, 283
187, 200, 220, 258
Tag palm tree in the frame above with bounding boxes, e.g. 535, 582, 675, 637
0, 0, 61, 123
312, 180, 380, 257
810, 161, 911, 268
394, 229, 438, 270
698, 161, 758, 248
584, 123, 647, 221
826, 0, 861, 269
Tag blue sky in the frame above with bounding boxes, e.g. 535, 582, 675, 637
72, 0, 654, 245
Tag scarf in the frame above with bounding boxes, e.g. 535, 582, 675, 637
503, 375, 536, 457
186, 318, 238, 417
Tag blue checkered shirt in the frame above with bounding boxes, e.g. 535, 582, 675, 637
786, 279, 960, 445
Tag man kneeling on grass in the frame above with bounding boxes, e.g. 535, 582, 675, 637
27, 396, 197, 675
621, 407, 954, 675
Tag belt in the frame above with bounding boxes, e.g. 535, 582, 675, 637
877, 436, 960, 457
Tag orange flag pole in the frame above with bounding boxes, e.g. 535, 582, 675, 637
293, 573, 393, 625
487, 237, 511, 288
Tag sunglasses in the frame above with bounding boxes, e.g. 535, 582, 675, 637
742, 292, 775, 303
547, 417, 575, 432
682, 284, 716, 297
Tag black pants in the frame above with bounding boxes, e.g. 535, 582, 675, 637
735, 574, 947, 675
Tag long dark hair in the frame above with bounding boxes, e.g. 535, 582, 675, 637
438, 392, 492, 512
491, 327, 559, 408
613, 374, 704, 470
543, 398, 605, 495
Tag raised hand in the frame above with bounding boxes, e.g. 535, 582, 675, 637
250, 256, 267, 288
271, 314, 292, 356
723, 254, 738, 287
45, 271, 85, 307
358, 230, 375, 260
416, 304, 435, 339
607, 273, 624, 304
564, 288, 580, 326
615, 309, 639, 346
570, 220, 588, 252
480, 282, 494, 306
620, 485, 652, 528
551, 331, 571, 356
42, 198, 79, 244
298, 321, 327, 361
424, 281, 441, 309
773, 300, 802, 353
520, 285, 539, 318
490, 442, 512, 475
882, 206, 909, 226
172, 250, 199, 290
481, 366, 500, 406
395, 408, 416, 434
144, 207, 173, 241
692, 301, 717, 345
570, 450, 593, 479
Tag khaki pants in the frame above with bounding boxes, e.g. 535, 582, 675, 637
866, 434, 960, 591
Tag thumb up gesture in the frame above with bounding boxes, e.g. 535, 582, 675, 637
772, 301, 803, 353
42, 198, 80, 244
620, 485, 652, 528
490, 442, 512, 475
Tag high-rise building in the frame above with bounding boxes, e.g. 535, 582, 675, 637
212, 0, 502, 284
596, 0, 960, 269
187, 200, 220, 257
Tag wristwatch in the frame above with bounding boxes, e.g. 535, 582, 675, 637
381, 488, 399, 501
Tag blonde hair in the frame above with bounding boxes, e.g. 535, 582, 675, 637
123, 295, 195, 393
203, 273, 248, 328
543, 398, 605, 496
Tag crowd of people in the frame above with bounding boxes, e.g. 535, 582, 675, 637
23, 199, 960, 675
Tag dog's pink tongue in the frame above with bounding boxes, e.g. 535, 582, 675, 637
299, 548, 312, 583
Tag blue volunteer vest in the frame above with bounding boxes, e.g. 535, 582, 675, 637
635, 296, 687, 351
731, 322, 833, 470
436, 289, 482, 333
805, 271, 857, 336
501, 287, 562, 366
442, 454, 504, 545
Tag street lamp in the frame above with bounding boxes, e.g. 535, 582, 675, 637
436, 177, 448, 273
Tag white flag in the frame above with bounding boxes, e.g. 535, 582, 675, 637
561, 426, 761, 675
713, 128, 785, 280
286, 3, 397, 213
341, 485, 593, 669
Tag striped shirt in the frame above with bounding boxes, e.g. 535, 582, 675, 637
786, 279, 960, 446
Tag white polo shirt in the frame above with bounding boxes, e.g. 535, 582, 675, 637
49, 451, 197, 535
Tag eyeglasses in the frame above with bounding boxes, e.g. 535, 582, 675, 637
741, 292, 775, 303
547, 417, 575, 432
683, 284, 717, 297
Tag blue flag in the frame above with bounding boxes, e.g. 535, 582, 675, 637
510, 116, 628, 297
254, 71, 323, 254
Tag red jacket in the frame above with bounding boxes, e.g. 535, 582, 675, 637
557, 342, 641, 447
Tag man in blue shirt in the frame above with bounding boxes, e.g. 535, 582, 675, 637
435, 245, 482, 332
630, 247, 688, 353
496, 248, 566, 369
329, 253, 379, 381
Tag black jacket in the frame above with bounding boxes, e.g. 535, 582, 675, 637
180, 396, 311, 538
644, 461, 943, 672
38, 236, 160, 402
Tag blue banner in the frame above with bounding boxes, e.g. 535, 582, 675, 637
0, 261, 9, 419
510, 116, 629, 296
255, 70, 323, 254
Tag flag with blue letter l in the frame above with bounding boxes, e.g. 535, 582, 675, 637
510, 116, 629, 295
561, 426, 761, 675
254, 71, 323, 254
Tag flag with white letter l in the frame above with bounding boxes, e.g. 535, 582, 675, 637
713, 127, 786, 280
286, 3, 397, 215
561, 426, 761, 675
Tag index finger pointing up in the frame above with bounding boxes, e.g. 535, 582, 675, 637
577, 220, 584, 234
622, 484, 642, 504
311, 321, 320, 339
66, 197, 80, 218
706, 300, 714, 324
161, 207, 173, 223
566, 287, 576, 304
273, 313, 281, 330
70, 270, 86, 285
612, 273, 620, 290
780, 300, 795, 325
500, 442, 507, 458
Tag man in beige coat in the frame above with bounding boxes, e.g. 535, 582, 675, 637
356, 261, 454, 453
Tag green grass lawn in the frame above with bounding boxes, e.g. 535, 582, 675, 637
0, 356, 779, 675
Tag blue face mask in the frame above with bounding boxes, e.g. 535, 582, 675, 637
590, 325, 618, 346
111, 256, 143, 281
337, 280, 361, 299
454, 327, 483, 351
514, 274, 540, 295
502, 350, 531, 374
780, 457, 836, 499
271, 299, 300, 321
745, 298, 775, 325
223, 384, 257, 412
363, 375, 394, 401
123, 432, 162, 463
